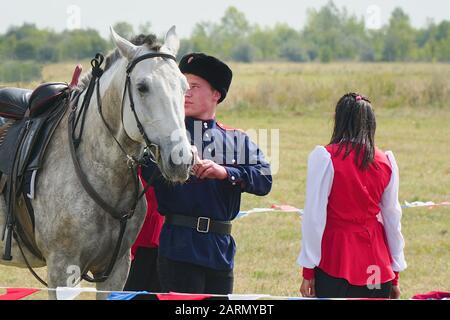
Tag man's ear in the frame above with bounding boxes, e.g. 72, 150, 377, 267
212, 89, 222, 104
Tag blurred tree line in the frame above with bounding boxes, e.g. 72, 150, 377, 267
0, 24, 109, 62
0, 1, 449, 81
183, 3, 450, 63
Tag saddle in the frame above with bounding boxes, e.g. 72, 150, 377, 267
0, 82, 71, 261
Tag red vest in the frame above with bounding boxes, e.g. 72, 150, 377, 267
131, 172, 164, 260
319, 144, 395, 285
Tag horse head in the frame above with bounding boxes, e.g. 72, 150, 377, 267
110, 26, 193, 183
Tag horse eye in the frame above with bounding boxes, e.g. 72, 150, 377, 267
137, 82, 149, 94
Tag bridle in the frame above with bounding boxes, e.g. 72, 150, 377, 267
121, 52, 178, 165
67, 51, 178, 283
73, 52, 177, 166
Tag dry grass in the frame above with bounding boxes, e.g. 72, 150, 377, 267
224, 62, 450, 112
0, 62, 449, 299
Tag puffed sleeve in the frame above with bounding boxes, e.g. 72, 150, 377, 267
297, 146, 334, 278
380, 151, 407, 272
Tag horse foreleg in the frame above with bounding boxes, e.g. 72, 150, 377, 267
94, 251, 131, 300
46, 252, 83, 300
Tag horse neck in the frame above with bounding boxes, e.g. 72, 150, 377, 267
76, 59, 141, 179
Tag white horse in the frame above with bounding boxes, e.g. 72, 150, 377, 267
0, 26, 193, 299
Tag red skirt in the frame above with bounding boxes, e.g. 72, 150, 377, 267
318, 217, 395, 286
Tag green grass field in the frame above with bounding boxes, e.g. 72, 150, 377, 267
0, 62, 449, 299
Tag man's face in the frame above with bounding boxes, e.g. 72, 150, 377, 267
184, 73, 221, 120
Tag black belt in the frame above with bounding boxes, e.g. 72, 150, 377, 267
164, 214, 232, 235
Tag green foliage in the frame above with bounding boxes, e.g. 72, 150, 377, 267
113, 22, 135, 40
183, 2, 450, 63
249, 26, 278, 61
383, 8, 416, 61
1, 3, 449, 64
416, 20, 450, 62
56, 29, 109, 60
231, 42, 257, 63
0, 23, 108, 62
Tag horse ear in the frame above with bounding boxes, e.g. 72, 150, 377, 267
161, 25, 179, 56
110, 26, 138, 60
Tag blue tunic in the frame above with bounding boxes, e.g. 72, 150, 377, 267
141, 116, 272, 271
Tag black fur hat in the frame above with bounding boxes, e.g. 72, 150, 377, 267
179, 53, 232, 103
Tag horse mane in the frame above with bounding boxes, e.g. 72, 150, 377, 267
76, 34, 162, 91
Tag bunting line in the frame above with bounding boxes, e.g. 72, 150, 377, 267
0, 286, 449, 300
236, 200, 450, 219
0, 288, 39, 300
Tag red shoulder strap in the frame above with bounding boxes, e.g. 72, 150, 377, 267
216, 121, 244, 133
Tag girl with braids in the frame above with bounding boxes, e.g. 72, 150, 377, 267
297, 93, 407, 299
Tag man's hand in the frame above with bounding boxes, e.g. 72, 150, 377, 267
390, 285, 401, 299
300, 278, 316, 298
192, 159, 228, 180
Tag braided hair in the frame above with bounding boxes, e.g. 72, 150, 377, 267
329, 92, 376, 169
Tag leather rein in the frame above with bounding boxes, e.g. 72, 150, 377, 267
67, 52, 176, 283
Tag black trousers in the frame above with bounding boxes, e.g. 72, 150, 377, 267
124, 247, 161, 292
157, 255, 234, 295
315, 268, 392, 298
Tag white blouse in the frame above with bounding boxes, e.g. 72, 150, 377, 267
297, 146, 407, 272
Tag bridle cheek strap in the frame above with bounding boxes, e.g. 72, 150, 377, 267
121, 53, 176, 163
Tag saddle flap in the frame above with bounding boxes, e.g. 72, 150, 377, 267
29, 82, 69, 118
27, 99, 69, 171
17, 118, 48, 176
0, 120, 27, 175
0, 88, 32, 120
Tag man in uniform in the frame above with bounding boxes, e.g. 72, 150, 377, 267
141, 53, 272, 294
